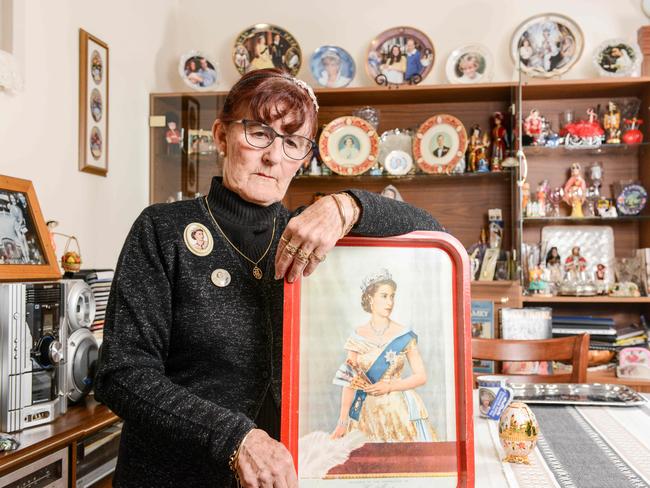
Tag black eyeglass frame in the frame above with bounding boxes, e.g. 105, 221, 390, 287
233, 119, 316, 161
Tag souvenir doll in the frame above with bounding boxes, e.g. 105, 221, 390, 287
563, 163, 587, 218
603, 101, 622, 144
528, 266, 547, 294
622, 117, 644, 144
165, 113, 182, 155
536, 179, 550, 217
523, 109, 543, 146
545, 246, 563, 284
564, 246, 587, 282
522, 181, 531, 215
490, 112, 507, 171
467, 124, 490, 173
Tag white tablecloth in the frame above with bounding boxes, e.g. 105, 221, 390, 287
473, 391, 650, 488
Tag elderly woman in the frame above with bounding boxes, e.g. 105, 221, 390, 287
94, 68, 442, 488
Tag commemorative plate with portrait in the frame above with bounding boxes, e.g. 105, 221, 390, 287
511, 13, 583, 78
366, 26, 434, 86
233, 24, 302, 76
413, 114, 468, 174
319, 116, 379, 176
593, 39, 642, 77
309, 45, 355, 88
179, 51, 219, 91
445, 44, 493, 84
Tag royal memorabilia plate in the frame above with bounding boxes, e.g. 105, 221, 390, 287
593, 38, 643, 77
413, 114, 468, 174
511, 13, 583, 78
616, 183, 647, 215
366, 26, 434, 86
378, 128, 414, 175
233, 24, 302, 76
445, 44, 494, 84
319, 116, 379, 175
510, 383, 647, 406
179, 51, 219, 91
309, 45, 355, 88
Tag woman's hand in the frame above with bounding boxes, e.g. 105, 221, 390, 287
364, 381, 392, 396
275, 194, 359, 283
236, 429, 297, 488
330, 423, 348, 439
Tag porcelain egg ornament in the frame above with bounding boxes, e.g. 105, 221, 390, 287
499, 401, 539, 464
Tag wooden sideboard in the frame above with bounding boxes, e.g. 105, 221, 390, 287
0, 398, 120, 485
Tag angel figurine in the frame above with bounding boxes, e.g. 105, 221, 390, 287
563, 163, 587, 218
467, 124, 490, 173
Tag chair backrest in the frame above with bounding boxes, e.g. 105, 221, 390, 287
471, 334, 590, 384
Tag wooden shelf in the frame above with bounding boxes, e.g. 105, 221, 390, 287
523, 142, 650, 157
294, 170, 513, 182
471, 280, 518, 287
522, 295, 650, 303
523, 215, 650, 224
520, 76, 650, 100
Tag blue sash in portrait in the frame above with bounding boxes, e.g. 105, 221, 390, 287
348, 331, 416, 421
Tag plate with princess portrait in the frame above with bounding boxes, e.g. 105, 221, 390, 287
233, 23, 302, 76
310, 45, 355, 88
319, 116, 380, 176
413, 114, 468, 174
445, 44, 493, 84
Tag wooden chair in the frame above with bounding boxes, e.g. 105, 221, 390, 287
471, 334, 590, 384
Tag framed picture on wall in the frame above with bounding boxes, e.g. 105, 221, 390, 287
79, 29, 109, 176
281, 232, 474, 487
0, 175, 60, 281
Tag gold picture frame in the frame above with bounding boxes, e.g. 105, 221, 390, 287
0, 175, 60, 281
79, 29, 109, 176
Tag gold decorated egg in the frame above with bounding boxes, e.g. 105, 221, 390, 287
498, 401, 539, 464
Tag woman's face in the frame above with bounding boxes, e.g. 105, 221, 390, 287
213, 111, 311, 206
391, 46, 400, 56
324, 58, 340, 77
370, 284, 395, 318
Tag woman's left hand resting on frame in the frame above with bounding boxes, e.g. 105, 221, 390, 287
275, 193, 359, 282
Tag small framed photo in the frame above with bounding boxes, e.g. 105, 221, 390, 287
179, 51, 219, 91
281, 232, 474, 487
445, 44, 493, 84
593, 39, 642, 77
309, 45, 355, 88
0, 175, 60, 281
79, 29, 109, 176
511, 13, 583, 78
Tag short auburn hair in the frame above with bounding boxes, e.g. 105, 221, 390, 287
219, 68, 318, 138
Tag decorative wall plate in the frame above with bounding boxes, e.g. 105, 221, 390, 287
309, 45, 355, 88
366, 26, 434, 86
445, 44, 493, 84
233, 24, 301, 76
413, 114, 468, 174
593, 39, 642, 77
511, 13, 583, 78
318, 116, 379, 175
616, 183, 647, 215
378, 128, 414, 175
179, 50, 219, 91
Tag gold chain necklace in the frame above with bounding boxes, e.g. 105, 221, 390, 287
204, 196, 276, 280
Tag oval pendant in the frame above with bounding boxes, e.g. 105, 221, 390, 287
252, 266, 263, 280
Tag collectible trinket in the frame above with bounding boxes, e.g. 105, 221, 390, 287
548, 187, 564, 217
211, 268, 232, 287
562, 108, 605, 146
564, 245, 587, 282
615, 182, 648, 216
523, 109, 543, 146
622, 117, 644, 144
183, 223, 214, 257
563, 163, 587, 217
545, 246, 563, 284
499, 402, 539, 464
490, 112, 507, 170
603, 101, 622, 144
467, 124, 490, 173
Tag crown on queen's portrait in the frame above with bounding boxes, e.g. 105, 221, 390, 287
361, 268, 392, 291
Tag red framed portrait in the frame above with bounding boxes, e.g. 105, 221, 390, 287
282, 231, 474, 487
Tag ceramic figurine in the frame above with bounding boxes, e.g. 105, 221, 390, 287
545, 246, 563, 284
523, 109, 543, 146
536, 179, 550, 217
490, 112, 507, 171
467, 124, 490, 173
522, 182, 531, 215
563, 163, 587, 217
498, 402, 539, 465
564, 245, 587, 282
165, 114, 182, 155
603, 101, 622, 144
622, 117, 644, 144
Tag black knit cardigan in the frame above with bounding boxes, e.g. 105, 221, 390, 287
94, 178, 443, 487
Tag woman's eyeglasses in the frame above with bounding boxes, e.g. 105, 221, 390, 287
235, 119, 315, 160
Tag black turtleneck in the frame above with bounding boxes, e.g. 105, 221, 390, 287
205, 177, 281, 279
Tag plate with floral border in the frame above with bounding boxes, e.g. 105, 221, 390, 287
413, 114, 468, 174
319, 116, 379, 175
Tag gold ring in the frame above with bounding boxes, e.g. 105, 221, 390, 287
280, 235, 290, 244
295, 254, 309, 264
310, 252, 326, 262
284, 243, 298, 256
296, 248, 311, 261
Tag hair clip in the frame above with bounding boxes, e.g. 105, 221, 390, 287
291, 77, 319, 112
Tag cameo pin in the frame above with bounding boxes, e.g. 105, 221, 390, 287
211, 268, 231, 287
183, 223, 213, 256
